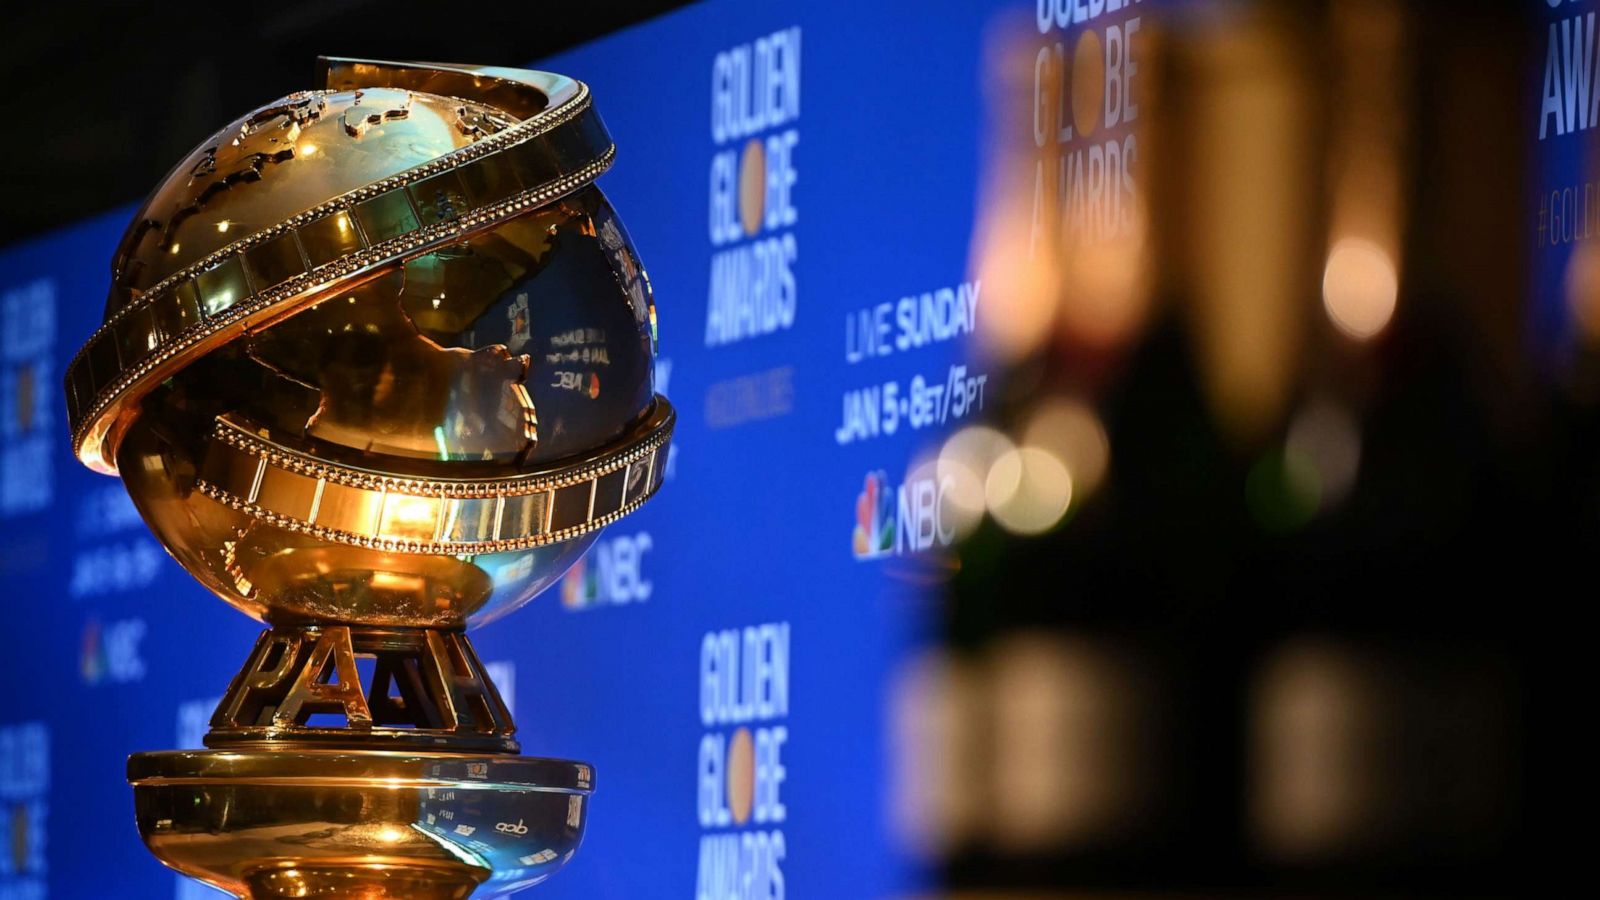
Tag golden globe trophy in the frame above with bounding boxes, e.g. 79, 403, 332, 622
62, 59, 672, 898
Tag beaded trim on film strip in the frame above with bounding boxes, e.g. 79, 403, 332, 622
195, 400, 674, 555
68, 84, 613, 472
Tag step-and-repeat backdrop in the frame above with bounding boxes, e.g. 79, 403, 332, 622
0, 0, 1150, 896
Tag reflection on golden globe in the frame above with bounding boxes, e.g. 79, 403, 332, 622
64, 59, 674, 898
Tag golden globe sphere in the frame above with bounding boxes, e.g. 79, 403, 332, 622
67, 61, 672, 631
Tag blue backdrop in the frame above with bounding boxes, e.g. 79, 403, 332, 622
0, 0, 1144, 896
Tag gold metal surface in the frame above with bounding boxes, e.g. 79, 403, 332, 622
69, 62, 616, 474
207, 626, 520, 753
196, 399, 672, 554
130, 749, 592, 898
318, 58, 580, 119
64, 58, 668, 897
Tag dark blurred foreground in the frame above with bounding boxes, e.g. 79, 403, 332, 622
911, 1, 1569, 896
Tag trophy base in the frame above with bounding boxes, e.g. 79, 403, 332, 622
129, 748, 593, 899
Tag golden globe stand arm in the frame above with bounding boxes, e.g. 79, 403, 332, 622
64, 58, 672, 898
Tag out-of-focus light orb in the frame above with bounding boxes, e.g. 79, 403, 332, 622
1022, 397, 1110, 501
1245, 447, 1321, 533
938, 425, 1014, 538
886, 648, 982, 858
1321, 238, 1398, 340
1056, 213, 1149, 350
974, 229, 1059, 362
986, 446, 1073, 535
1251, 640, 1381, 859
1563, 240, 1600, 343
1285, 401, 1361, 509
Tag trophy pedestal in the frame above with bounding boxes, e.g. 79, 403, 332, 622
130, 749, 592, 899
130, 626, 591, 898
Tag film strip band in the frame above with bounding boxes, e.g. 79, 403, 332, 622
68, 81, 613, 474
195, 399, 674, 555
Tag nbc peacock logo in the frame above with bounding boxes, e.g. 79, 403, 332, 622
78, 616, 146, 685
561, 556, 595, 609
852, 471, 895, 560
79, 617, 105, 684
561, 532, 653, 611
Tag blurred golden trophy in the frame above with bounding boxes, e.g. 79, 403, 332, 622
62, 59, 672, 898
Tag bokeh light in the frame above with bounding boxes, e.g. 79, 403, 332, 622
1022, 397, 1110, 501
1286, 401, 1362, 509
1563, 240, 1600, 343
938, 425, 1015, 538
986, 446, 1074, 535
1245, 446, 1321, 533
1322, 238, 1398, 340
